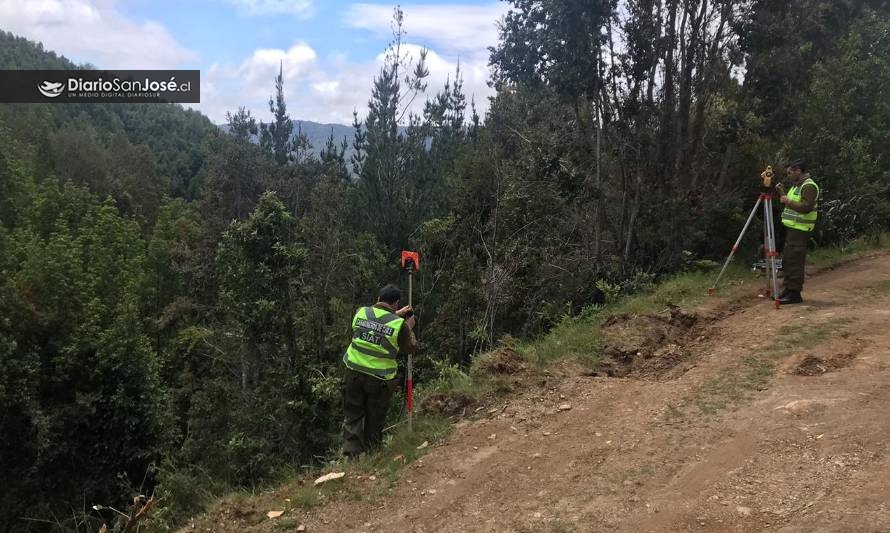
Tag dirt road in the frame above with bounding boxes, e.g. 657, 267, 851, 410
204, 254, 890, 533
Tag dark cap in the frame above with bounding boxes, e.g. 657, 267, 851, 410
788, 158, 807, 172
378, 284, 401, 304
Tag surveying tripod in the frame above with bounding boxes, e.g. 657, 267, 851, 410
709, 166, 782, 309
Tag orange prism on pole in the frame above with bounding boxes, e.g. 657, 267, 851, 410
401, 250, 420, 272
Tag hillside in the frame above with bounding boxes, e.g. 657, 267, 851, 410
0, 30, 220, 200
183, 251, 890, 532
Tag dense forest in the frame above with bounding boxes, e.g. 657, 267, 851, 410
2, 1, 890, 530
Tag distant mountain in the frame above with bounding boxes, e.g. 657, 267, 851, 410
294, 120, 354, 152
218, 120, 357, 162
217, 121, 419, 164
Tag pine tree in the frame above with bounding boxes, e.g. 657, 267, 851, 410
260, 63, 297, 165
351, 6, 430, 251
226, 106, 258, 140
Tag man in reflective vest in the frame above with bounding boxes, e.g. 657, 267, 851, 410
342, 284, 416, 457
776, 159, 819, 304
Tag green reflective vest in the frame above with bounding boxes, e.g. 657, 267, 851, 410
782, 177, 819, 232
343, 306, 404, 380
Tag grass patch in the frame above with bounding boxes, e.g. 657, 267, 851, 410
612, 268, 742, 315
548, 518, 577, 533
515, 518, 577, 533
691, 318, 851, 417
288, 484, 321, 509
174, 414, 451, 533
343, 414, 452, 484
665, 403, 683, 420
876, 280, 890, 294
519, 309, 605, 368
694, 356, 775, 415
517, 263, 752, 370
772, 319, 850, 355
809, 231, 890, 266
414, 357, 525, 419
274, 517, 299, 530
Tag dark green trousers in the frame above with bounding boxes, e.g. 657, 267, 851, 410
782, 227, 811, 292
342, 369, 392, 456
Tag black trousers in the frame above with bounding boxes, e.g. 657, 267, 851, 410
342, 369, 392, 456
782, 227, 810, 292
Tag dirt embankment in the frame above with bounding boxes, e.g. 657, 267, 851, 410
183, 253, 890, 533
598, 304, 705, 380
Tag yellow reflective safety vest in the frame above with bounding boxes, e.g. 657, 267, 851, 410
343, 306, 404, 380
782, 177, 819, 232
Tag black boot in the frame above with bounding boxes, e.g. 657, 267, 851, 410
779, 290, 803, 304
778, 287, 790, 300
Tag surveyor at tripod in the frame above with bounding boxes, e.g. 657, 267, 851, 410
341, 284, 416, 457
775, 159, 819, 304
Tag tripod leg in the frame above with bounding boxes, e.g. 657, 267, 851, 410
764, 198, 781, 308
762, 198, 771, 297
769, 201, 779, 309
710, 196, 763, 294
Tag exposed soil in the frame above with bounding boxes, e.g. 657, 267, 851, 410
183, 252, 890, 533
789, 336, 868, 376
474, 347, 527, 375
421, 391, 478, 418
599, 305, 704, 380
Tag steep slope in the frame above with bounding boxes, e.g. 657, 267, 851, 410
186, 253, 890, 532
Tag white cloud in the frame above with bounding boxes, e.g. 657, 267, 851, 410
0, 0, 197, 69
195, 42, 321, 122
345, 2, 508, 58
375, 44, 493, 116
195, 40, 495, 127
195, 3, 502, 126
312, 80, 339, 94
223, 0, 313, 19
239, 42, 318, 90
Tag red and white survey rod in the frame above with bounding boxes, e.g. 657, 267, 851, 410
401, 250, 419, 431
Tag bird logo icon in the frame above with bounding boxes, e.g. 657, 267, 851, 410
38, 81, 64, 98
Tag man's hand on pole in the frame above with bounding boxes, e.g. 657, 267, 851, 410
396, 305, 416, 328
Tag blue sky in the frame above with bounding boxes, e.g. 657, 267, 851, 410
0, 0, 506, 123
